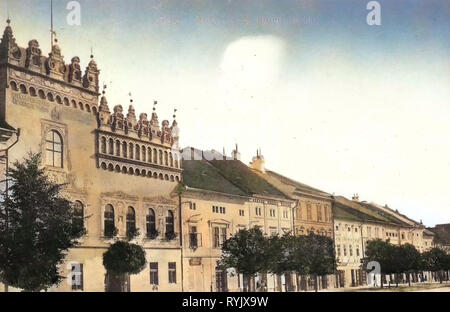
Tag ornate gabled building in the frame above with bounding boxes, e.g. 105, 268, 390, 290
0, 20, 183, 292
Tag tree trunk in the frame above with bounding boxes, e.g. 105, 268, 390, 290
243, 275, 251, 292
408, 273, 411, 287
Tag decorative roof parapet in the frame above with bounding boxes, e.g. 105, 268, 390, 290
97, 95, 179, 147
0, 20, 100, 95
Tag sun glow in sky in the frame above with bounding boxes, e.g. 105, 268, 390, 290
1, 0, 449, 226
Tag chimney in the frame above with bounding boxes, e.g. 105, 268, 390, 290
232, 144, 241, 161
352, 194, 359, 202
250, 148, 265, 173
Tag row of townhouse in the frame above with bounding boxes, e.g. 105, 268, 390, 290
333, 195, 435, 288
0, 19, 437, 292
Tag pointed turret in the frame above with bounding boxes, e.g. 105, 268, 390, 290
98, 85, 111, 125
0, 19, 20, 62
46, 36, 66, 78
83, 53, 100, 93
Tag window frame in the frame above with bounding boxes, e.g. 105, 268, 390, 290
45, 129, 64, 168
168, 262, 177, 284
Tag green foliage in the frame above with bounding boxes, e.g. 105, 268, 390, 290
0, 152, 86, 292
146, 229, 159, 240
268, 233, 309, 276
304, 233, 337, 277
165, 230, 177, 241
422, 247, 450, 272
104, 224, 119, 238
219, 228, 270, 276
102, 241, 147, 277
220, 229, 336, 280
126, 227, 140, 241
363, 239, 395, 275
364, 241, 450, 284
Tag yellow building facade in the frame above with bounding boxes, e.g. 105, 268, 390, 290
333, 195, 435, 288
0, 20, 183, 292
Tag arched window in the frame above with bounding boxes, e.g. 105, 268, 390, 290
122, 142, 128, 158
169, 153, 174, 167
108, 138, 114, 155
135, 145, 140, 161
29, 87, 37, 97
166, 210, 174, 235
115, 140, 121, 156
159, 150, 163, 165
45, 130, 63, 168
129, 143, 134, 159
146, 208, 157, 239
142, 146, 146, 162
101, 137, 107, 154
148, 147, 152, 163
153, 149, 158, 164
73, 201, 84, 230
126, 207, 136, 238
10, 81, 18, 91
104, 204, 115, 238
38, 89, 46, 99
164, 151, 169, 166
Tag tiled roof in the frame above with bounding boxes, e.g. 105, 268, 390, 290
333, 196, 409, 226
208, 160, 290, 199
264, 169, 332, 199
182, 160, 248, 197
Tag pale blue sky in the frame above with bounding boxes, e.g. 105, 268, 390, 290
1, 0, 449, 226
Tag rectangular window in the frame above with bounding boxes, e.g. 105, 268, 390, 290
343, 245, 347, 256
349, 245, 353, 256
150, 262, 159, 285
221, 228, 227, 245
356, 247, 360, 257
189, 226, 198, 249
239, 210, 244, 216
71, 263, 83, 291
190, 203, 196, 210
213, 227, 220, 248
317, 204, 322, 221
306, 204, 312, 220
168, 262, 177, 284
337, 245, 341, 257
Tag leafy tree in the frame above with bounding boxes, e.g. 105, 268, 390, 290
268, 234, 309, 278
0, 153, 85, 292
363, 239, 395, 288
422, 247, 449, 283
397, 244, 421, 286
102, 241, 147, 292
266, 233, 307, 291
219, 228, 270, 291
304, 233, 336, 292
